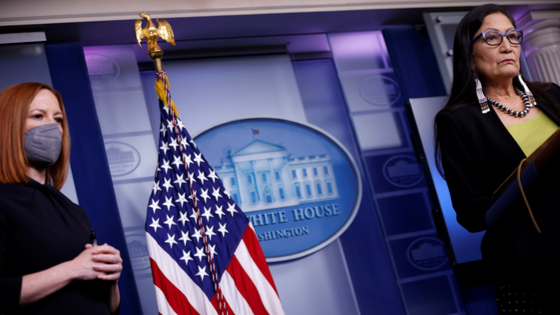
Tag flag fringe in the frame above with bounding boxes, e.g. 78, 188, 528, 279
155, 73, 179, 117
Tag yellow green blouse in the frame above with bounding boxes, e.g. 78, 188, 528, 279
505, 111, 559, 156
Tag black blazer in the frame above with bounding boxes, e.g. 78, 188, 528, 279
436, 83, 560, 270
0, 180, 112, 315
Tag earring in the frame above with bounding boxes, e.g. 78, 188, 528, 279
518, 74, 537, 106
475, 71, 490, 114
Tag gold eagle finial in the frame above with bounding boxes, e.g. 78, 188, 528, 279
135, 12, 175, 72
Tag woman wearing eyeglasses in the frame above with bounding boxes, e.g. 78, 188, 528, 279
435, 4, 560, 313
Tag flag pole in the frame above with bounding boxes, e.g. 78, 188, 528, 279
138, 14, 285, 315
136, 13, 229, 315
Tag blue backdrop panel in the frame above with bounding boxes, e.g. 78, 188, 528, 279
45, 43, 142, 315
364, 153, 426, 194
294, 59, 405, 315
383, 26, 498, 314
401, 276, 458, 315
389, 233, 451, 279
377, 193, 433, 236
382, 27, 447, 100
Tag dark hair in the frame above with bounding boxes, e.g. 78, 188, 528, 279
446, 4, 517, 109
434, 4, 556, 177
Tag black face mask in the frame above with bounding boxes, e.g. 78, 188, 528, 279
24, 123, 62, 169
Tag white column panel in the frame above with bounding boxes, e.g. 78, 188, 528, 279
524, 24, 560, 85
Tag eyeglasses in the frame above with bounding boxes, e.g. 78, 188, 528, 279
471, 29, 524, 46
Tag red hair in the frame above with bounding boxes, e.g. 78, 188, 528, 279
0, 82, 70, 189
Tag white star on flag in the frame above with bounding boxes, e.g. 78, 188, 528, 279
194, 247, 205, 262
149, 218, 162, 233
208, 244, 217, 259
148, 199, 161, 213
162, 178, 173, 192
189, 210, 199, 223
177, 119, 185, 131
197, 170, 208, 185
201, 207, 213, 221
173, 174, 187, 187
181, 137, 189, 149
184, 154, 193, 167
152, 181, 161, 195
195, 265, 208, 281
164, 214, 177, 229
175, 193, 188, 207
179, 230, 191, 245
212, 187, 222, 201
162, 196, 175, 211
172, 155, 183, 167
215, 205, 225, 219
169, 137, 179, 151
218, 222, 228, 237
160, 142, 170, 155
191, 228, 202, 242
199, 188, 211, 203
208, 169, 219, 183
227, 202, 238, 216
180, 250, 194, 265
223, 189, 231, 198
164, 233, 178, 248
193, 152, 204, 166
178, 211, 189, 226
205, 225, 216, 241
160, 159, 172, 174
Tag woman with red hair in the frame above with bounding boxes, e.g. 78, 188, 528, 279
0, 82, 121, 314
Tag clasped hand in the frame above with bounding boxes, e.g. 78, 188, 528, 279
71, 243, 123, 282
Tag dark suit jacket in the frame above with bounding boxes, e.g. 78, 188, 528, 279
436, 83, 560, 272
0, 180, 112, 315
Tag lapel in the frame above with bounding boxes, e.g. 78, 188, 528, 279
485, 104, 527, 158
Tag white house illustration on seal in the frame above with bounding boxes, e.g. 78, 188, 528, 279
213, 139, 339, 212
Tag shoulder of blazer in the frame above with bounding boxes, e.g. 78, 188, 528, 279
437, 101, 504, 133
532, 82, 560, 125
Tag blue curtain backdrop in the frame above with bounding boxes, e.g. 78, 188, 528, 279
293, 59, 406, 314
382, 27, 447, 100
45, 43, 143, 315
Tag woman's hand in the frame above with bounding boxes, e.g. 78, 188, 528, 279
69, 244, 123, 282
68, 244, 104, 281
87, 243, 123, 282
86, 243, 122, 313
75, 244, 122, 313
20, 243, 123, 307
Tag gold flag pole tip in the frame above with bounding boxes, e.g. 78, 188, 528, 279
135, 12, 176, 73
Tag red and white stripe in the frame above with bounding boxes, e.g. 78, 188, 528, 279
147, 227, 285, 315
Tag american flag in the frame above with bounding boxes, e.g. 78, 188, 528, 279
146, 73, 285, 315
